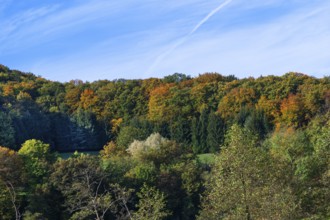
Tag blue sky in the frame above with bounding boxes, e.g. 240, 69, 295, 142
0, 0, 329, 82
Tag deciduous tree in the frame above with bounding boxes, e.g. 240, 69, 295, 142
198, 125, 298, 219
0, 147, 24, 220
51, 154, 133, 220
133, 184, 171, 220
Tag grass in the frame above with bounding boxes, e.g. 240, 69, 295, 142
197, 153, 216, 165
58, 151, 100, 159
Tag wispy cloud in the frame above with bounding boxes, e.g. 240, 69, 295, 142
0, 6, 58, 37
147, 1, 330, 78
1, 0, 329, 81
0, 1, 132, 54
146, 0, 233, 74
0, 0, 213, 54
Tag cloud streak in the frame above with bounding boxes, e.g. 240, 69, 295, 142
147, 0, 233, 74
0, 1, 131, 54
189, 0, 233, 35
148, 2, 330, 78
1, 0, 329, 81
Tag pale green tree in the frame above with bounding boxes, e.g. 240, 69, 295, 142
127, 133, 169, 160
126, 133, 181, 167
18, 139, 57, 217
198, 125, 298, 220
18, 139, 55, 183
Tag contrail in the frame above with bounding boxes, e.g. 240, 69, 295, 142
189, 0, 233, 35
147, 0, 233, 74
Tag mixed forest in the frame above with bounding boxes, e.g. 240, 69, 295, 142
0, 64, 329, 219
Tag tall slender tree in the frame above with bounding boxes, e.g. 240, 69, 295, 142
207, 112, 225, 153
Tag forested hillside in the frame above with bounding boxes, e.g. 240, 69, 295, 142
0, 64, 329, 151
0, 64, 329, 219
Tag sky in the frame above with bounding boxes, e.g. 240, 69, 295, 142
0, 0, 329, 82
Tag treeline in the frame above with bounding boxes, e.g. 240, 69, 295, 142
0, 64, 329, 152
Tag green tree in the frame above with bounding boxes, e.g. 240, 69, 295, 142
0, 111, 15, 148
116, 125, 150, 150
133, 184, 171, 220
266, 114, 330, 219
18, 139, 58, 218
199, 109, 208, 152
125, 162, 157, 186
207, 112, 225, 152
18, 139, 55, 183
163, 73, 191, 83
170, 159, 203, 219
51, 154, 133, 220
191, 117, 200, 154
71, 108, 105, 150
9, 101, 51, 147
198, 125, 298, 220
191, 109, 208, 154
0, 147, 24, 220
303, 114, 330, 218
244, 109, 271, 139
169, 116, 191, 145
